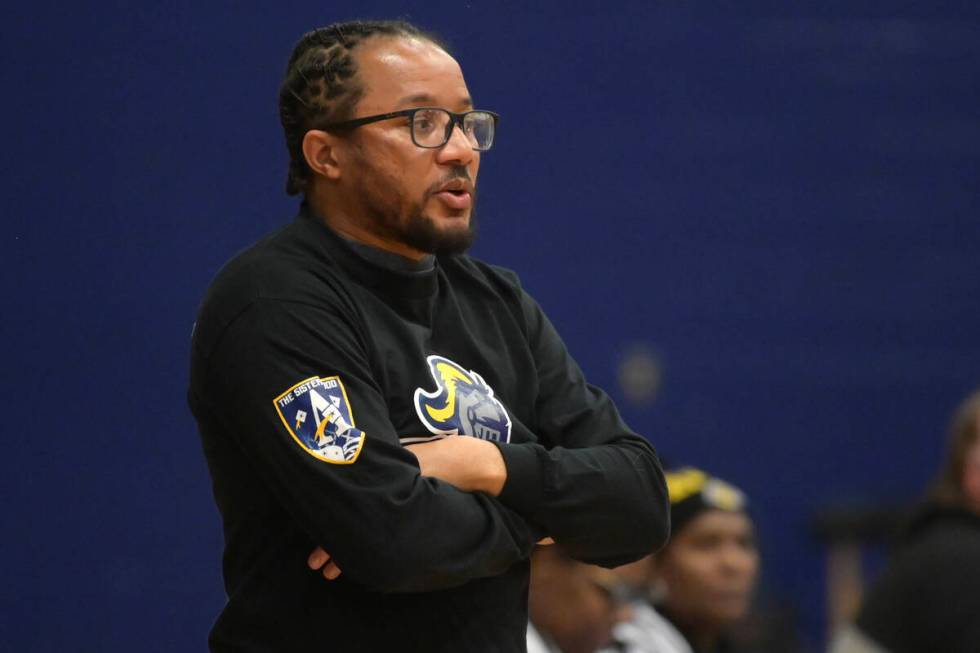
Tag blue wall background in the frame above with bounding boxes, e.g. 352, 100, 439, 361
4, 1, 979, 650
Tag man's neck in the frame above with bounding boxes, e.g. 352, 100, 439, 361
306, 194, 428, 262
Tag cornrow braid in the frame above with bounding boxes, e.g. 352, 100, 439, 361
278, 19, 449, 196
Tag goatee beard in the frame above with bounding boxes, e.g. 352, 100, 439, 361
399, 204, 478, 256
374, 166, 479, 256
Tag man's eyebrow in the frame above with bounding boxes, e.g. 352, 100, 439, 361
395, 93, 474, 109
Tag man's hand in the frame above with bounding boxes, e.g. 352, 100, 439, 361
406, 436, 507, 496
308, 546, 342, 580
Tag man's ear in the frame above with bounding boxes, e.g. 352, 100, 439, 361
302, 130, 343, 181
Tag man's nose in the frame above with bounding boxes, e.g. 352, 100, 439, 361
437, 123, 476, 165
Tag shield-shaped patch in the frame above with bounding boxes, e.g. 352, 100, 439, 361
273, 376, 365, 464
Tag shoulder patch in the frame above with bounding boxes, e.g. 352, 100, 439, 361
412, 355, 512, 443
273, 376, 365, 464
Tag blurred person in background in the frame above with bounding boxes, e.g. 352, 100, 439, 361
528, 544, 631, 653
610, 468, 761, 653
831, 388, 980, 653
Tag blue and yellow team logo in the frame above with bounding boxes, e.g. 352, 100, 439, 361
413, 355, 512, 443
273, 376, 366, 464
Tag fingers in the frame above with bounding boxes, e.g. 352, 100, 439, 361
308, 547, 343, 580
537, 537, 555, 545
308, 547, 329, 569
322, 560, 341, 580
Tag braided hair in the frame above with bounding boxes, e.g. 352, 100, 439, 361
278, 19, 449, 196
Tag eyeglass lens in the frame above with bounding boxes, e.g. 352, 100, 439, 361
412, 109, 495, 150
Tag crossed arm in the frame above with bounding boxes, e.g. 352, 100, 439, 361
207, 292, 667, 588
304, 289, 671, 582
309, 436, 539, 580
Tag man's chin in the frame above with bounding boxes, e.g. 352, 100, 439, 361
428, 204, 471, 224
401, 210, 476, 256
431, 213, 471, 234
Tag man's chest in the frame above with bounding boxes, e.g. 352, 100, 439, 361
353, 284, 541, 446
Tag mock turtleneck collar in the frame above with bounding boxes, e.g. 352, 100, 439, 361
301, 202, 435, 273
339, 234, 436, 274
296, 204, 440, 305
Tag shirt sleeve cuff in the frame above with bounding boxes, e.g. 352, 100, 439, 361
493, 442, 545, 516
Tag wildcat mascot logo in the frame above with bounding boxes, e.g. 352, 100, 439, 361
413, 355, 512, 443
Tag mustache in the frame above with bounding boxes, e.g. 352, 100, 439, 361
425, 167, 475, 196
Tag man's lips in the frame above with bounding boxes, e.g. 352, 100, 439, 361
431, 178, 474, 210
433, 189, 472, 210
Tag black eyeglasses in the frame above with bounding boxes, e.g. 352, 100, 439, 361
321, 107, 499, 151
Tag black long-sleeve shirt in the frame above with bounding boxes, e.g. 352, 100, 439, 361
188, 206, 670, 651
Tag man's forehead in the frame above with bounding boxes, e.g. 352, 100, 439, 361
356, 37, 471, 110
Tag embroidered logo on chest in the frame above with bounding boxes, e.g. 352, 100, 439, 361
412, 355, 512, 443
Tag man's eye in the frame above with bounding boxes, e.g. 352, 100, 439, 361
414, 115, 438, 133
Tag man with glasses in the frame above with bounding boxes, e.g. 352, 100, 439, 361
189, 19, 669, 652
